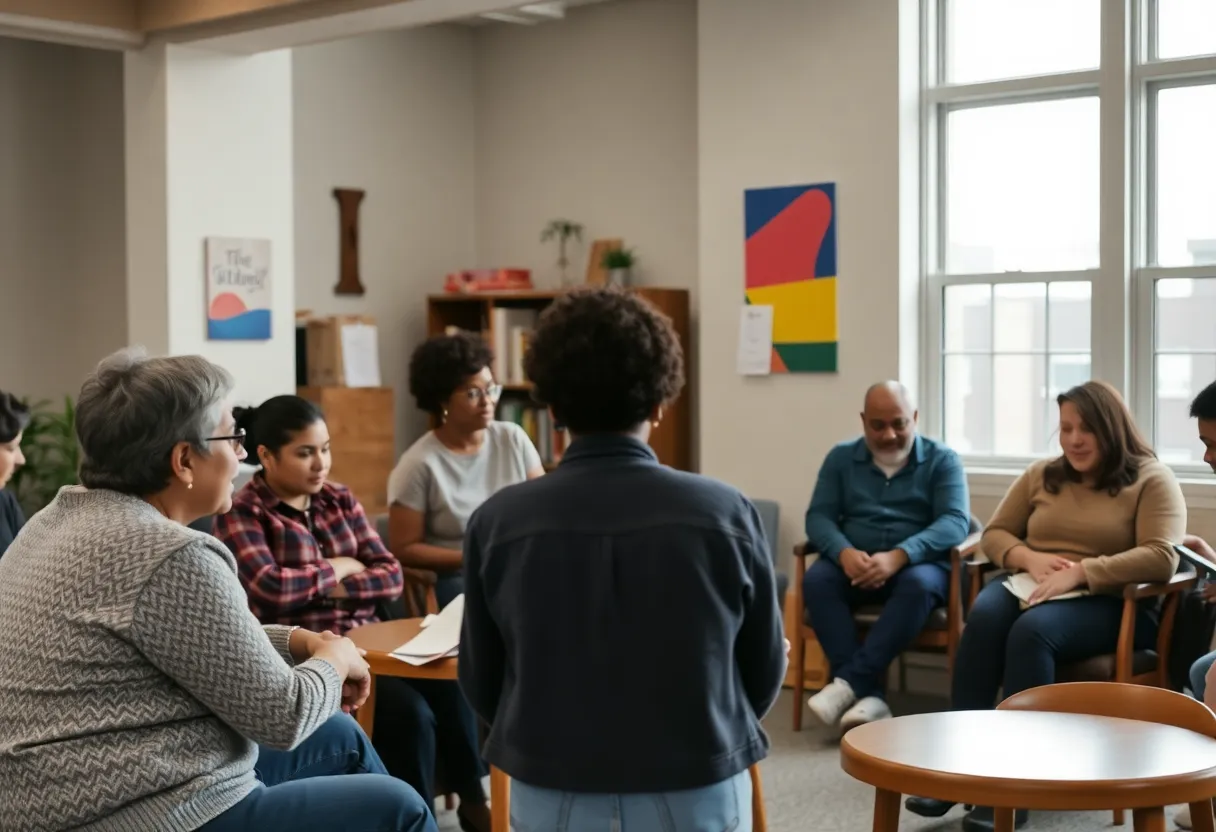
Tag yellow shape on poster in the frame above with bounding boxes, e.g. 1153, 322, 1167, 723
745, 277, 837, 343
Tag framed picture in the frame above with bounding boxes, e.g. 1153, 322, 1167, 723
205, 237, 272, 340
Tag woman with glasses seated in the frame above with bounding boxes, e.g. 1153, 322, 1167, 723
213, 395, 491, 832
387, 332, 545, 609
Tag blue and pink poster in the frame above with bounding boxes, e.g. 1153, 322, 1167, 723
206, 237, 272, 341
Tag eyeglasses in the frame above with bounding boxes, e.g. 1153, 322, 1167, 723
462, 384, 503, 403
207, 428, 247, 452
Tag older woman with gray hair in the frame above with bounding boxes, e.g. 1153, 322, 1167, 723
0, 348, 436, 832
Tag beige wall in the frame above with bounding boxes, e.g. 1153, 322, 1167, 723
292, 26, 477, 453
0, 37, 127, 403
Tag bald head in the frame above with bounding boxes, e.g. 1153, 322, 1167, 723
861, 380, 917, 465
864, 381, 914, 413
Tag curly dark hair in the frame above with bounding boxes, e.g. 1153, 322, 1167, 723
408, 331, 494, 415
0, 391, 31, 444
524, 287, 684, 433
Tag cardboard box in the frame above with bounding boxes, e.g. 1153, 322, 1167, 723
305, 314, 381, 387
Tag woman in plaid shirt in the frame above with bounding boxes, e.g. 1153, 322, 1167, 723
214, 396, 490, 832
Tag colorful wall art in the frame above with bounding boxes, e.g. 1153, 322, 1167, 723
743, 182, 838, 372
206, 237, 272, 341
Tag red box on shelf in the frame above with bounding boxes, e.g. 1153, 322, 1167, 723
443, 269, 533, 293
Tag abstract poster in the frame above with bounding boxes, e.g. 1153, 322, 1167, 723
743, 182, 838, 372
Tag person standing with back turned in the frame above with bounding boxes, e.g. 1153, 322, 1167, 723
459, 287, 787, 832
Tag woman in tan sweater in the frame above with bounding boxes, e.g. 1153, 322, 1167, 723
907, 381, 1186, 831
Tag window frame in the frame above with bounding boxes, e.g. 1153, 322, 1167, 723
921, 0, 1216, 478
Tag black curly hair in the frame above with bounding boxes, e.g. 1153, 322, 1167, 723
409, 331, 495, 416
0, 391, 31, 444
524, 287, 684, 434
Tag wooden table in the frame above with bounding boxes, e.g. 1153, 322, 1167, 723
841, 710, 1216, 832
347, 618, 510, 832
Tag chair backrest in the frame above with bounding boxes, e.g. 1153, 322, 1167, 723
967, 514, 982, 536
373, 513, 390, 542
999, 681, 1216, 739
751, 498, 781, 571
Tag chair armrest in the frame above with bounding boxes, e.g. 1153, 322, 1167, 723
950, 531, 983, 566
1122, 570, 1198, 600
401, 566, 438, 586
793, 541, 812, 559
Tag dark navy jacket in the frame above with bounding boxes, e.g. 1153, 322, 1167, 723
458, 435, 785, 793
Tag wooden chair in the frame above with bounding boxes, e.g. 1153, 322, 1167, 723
791, 516, 983, 730
964, 548, 1198, 688
489, 763, 770, 831
373, 513, 439, 618
1000, 682, 1216, 828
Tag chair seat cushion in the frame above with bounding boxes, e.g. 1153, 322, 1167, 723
803, 605, 949, 630
1057, 650, 1158, 682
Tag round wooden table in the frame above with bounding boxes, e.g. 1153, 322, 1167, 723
841, 711, 1216, 832
347, 618, 510, 832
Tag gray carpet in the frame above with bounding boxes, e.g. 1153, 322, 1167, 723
435, 688, 1185, 831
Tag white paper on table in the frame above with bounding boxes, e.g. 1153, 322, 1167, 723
391, 595, 464, 663
736, 305, 774, 376
419, 614, 437, 629
392, 646, 458, 667
340, 323, 382, 388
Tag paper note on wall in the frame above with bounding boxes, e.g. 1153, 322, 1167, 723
736, 305, 774, 375
340, 323, 382, 387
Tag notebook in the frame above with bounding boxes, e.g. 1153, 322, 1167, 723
1003, 571, 1089, 609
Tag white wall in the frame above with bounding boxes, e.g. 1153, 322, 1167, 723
473, 0, 698, 297
0, 37, 127, 403
293, 27, 477, 452
698, 0, 919, 559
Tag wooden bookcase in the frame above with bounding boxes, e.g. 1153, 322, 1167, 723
426, 288, 692, 471
297, 386, 395, 517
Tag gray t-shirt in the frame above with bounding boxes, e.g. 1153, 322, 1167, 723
388, 421, 542, 551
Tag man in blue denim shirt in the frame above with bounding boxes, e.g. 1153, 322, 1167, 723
803, 381, 969, 732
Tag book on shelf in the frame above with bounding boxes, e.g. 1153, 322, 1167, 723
497, 399, 567, 468
490, 307, 538, 384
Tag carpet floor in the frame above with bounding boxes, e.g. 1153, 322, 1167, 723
435, 689, 1185, 831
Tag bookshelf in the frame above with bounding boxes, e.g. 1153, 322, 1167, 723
426, 288, 692, 471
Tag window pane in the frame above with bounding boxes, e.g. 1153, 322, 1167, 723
946, 0, 1100, 84
1155, 353, 1216, 464
1154, 84, 1216, 267
1047, 281, 1091, 352
944, 284, 992, 352
944, 354, 993, 454
994, 355, 1048, 456
993, 283, 1046, 352
946, 98, 1100, 274
1157, 278, 1216, 351
1157, 0, 1216, 59
1046, 355, 1092, 440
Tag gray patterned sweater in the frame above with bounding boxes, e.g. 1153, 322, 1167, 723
0, 487, 344, 831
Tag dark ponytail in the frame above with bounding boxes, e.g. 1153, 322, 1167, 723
235, 395, 324, 466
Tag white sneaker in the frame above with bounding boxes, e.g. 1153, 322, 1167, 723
807, 678, 856, 726
1176, 803, 1192, 829
840, 696, 892, 733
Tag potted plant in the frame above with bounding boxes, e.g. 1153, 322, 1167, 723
9, 396, 78, 516
540, 219, 584, 287
602, 247, 637, 287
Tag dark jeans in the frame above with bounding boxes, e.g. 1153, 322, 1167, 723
435, 573, 464, 610
802, 557, 950, 699
201, 713, 437, 832
374, 676, 487, 807
953, 579, 1158, 709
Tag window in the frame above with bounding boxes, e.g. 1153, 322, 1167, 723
923, 0, 1216, 473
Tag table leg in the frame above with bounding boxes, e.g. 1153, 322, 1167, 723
872, 788, 900, 832
994, 808, 1016, 832
355, 675, 377, 739
1132, 807, 1166, 832
490, 766, 510, 832
1191, 800, 1216, 832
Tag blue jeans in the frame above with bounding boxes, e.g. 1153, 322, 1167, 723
510, 769, 752, 832
201, 713, 437, 832
802, 557, 950, 699
1192, 650, 1216, 701
953, 579, 1157, 709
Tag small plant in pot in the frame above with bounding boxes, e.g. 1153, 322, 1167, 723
602, 247, 637, 287
540, 219, 584, 287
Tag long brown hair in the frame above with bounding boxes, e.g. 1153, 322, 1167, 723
1043, 380, 1155, 496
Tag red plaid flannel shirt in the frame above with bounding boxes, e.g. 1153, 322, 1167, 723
214, 476, 403, 635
